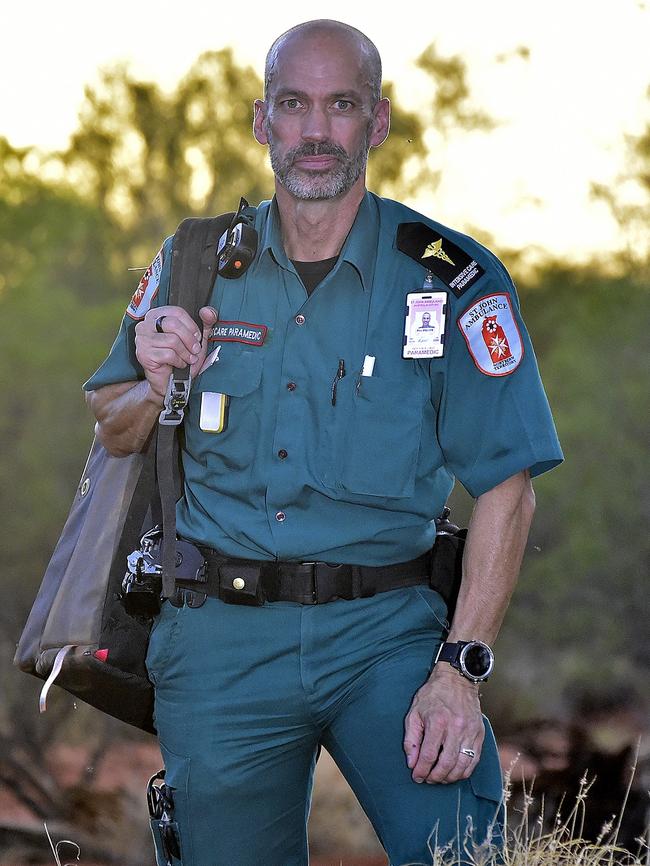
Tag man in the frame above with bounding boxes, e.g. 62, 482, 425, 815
85, 19, 562, 866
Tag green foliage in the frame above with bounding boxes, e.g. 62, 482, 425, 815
367, 81, 432, 200
59, 51, 434, 264
591, 92, 650, 268
490, 266, 649, 716
0, 165, 123, 616
416, 44, 496, 134
62, 50, 270, 262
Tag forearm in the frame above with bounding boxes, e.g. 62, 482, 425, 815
85, 380, 163, 457
447, 470, 536, 645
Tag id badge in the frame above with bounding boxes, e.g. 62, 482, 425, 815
200, 392, 229, 433
403, 290, 447, 358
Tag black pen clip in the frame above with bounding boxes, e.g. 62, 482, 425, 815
331, 359, 346, 406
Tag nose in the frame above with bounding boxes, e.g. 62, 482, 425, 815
301, 105, 331, 142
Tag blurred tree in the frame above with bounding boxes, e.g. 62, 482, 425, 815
367, 81, 430, 200
0, 140, 122, 606
59, 49, 434, 266
62, 50, 269, 260
0, 146, 146, 857
486, 265, 649, 719
416, 43, 496, 135
591, 88, 650, 270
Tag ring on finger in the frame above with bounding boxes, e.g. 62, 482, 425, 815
155, 315, 167, 334
459, 747, 476, 759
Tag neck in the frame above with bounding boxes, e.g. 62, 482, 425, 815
275, 177, 366, 261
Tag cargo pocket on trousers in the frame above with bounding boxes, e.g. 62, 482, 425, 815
324, 375, 426, 498
412, 585, 449, 632
467, 718, 505, 849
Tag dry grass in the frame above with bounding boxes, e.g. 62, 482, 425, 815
28, 749, 649, 866
401, 748, 649, 866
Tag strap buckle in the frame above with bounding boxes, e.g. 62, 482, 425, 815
307, 562, 359, 604
159, 373, 191, 425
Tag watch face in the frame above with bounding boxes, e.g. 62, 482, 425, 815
461, 642, 493, 678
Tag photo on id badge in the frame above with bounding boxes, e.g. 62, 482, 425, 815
403, 291, 447, 358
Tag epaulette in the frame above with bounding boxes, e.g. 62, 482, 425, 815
396, 222, 485, 298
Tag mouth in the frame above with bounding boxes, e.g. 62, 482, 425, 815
292, 154, 340, 171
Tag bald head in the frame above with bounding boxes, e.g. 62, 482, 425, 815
264, 19, 382, 107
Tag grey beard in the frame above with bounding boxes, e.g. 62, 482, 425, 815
268, 136, 371, 200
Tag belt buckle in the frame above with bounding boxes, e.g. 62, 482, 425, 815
300, 562, 318, 603
308, 562, 352, 604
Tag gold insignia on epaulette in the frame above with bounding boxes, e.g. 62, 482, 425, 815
423, 238, 455, 266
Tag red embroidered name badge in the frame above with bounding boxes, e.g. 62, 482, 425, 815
457, 293, 523, 376
126, 245, 164, 320
208, 321, 267, 346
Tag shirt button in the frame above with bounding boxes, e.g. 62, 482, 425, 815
278, 449, 288, 459
295, 314, 306, 325
287, 382, 296, 391
275, 510, 286, 522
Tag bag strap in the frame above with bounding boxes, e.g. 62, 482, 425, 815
157, 213, 235, 598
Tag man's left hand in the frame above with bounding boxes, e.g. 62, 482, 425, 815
403, 665, 484, 784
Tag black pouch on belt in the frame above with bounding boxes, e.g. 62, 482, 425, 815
431, 508, 467, 620
218, 563, 264, 606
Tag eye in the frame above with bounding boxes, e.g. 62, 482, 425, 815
281, 98, 302, 110
334, 99, 353, 111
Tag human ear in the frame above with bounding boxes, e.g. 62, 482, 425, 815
253, 99, 269, 145
369, 97, 390, 148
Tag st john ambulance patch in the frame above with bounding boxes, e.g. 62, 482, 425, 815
458, 293, 524, 376
126, 245, 165, 320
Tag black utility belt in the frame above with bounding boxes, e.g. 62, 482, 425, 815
122, 515, 465, 617
172, 551, 432, 609
172, 526, 465, 615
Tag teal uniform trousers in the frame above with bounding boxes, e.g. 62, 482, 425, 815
146, 587, 504, 866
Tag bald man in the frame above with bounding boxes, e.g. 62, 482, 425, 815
86, 19, 562, 866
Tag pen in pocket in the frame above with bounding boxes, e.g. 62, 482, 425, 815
331, 359, 346, 406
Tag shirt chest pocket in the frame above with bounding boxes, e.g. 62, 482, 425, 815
188, 349, 263, 469
322, 374, 427, 499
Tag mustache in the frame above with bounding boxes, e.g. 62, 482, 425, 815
287, 141, 348, 162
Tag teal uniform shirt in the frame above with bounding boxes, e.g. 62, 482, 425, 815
84, 192, 563, 565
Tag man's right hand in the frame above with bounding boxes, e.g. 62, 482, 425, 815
135, 306, 218, 402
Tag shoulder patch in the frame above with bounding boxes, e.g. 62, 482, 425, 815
126, 245, 165, 320
396, 222, 485, 298
458, 293, 523, 376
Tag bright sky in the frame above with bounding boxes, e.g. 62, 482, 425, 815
2, 0, 649, 261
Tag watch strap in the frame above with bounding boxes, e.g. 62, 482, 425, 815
436, 641, 466, 666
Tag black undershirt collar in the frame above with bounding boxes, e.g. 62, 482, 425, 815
291, 256, 339, 296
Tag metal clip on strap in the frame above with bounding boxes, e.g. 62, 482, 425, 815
159, 370, 191, 426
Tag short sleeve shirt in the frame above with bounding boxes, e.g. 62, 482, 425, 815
84, 192, 563, 565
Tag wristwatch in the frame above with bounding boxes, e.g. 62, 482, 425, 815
435, 640, 494, 682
